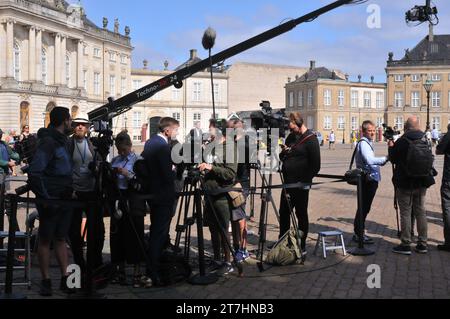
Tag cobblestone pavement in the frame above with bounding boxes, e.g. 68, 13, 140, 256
3, 144, 450, 299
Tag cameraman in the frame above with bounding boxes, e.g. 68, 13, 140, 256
199, 119, 237, 275
68, 113, 105, 283
279, 112, 321, 253
389, 116, 435, 255
28, 107, 74, 296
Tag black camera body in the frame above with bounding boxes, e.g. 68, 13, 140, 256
250, 101, 289, 138
382, 124, 400, 141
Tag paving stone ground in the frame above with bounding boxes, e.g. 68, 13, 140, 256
3, 143, 450, 299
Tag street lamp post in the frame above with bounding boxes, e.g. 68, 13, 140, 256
423, 79, 433, 131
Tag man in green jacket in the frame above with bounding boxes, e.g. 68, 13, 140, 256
199, 120, 238, 276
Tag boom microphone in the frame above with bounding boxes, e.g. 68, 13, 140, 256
202, 27, 217, 50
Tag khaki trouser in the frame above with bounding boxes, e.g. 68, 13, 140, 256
397, 187, 428, 246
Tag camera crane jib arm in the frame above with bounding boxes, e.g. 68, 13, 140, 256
88, 0, 364, 123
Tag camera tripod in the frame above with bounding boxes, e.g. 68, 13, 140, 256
255, 150, 304, 272
173, 171, 244, 284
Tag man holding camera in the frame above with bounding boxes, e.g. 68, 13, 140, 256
142, 117, 179, 286
0, 128, 20, 187
28, 107, 74, 296
68, 113, 105, 285
436, 123, 450, 252
389, 116, 435, 255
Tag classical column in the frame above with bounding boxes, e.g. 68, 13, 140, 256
35, 28, 42, 82
28, 26, 36, 81
61, 35, 67, 86
54, 33, 61, 84
6, 19, 14, 78
77, 40, 84, 89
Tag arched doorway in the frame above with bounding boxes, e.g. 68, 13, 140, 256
71, 105, 79, 119
20, 101, 30, 131
44, 102, 56, 128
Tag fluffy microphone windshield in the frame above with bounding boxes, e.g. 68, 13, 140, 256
202, 27, 217, 50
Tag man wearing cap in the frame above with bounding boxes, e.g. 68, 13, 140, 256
68, 113, 105, 289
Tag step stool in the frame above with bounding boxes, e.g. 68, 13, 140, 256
314, 230, 347, 259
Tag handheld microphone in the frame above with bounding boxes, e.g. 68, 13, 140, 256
202, 27, 217, 50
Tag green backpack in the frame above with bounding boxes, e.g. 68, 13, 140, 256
266, 229, 303, 266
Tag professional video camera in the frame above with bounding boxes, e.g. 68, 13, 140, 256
382, 124, 401, 141
406, 0, 438, 25
250, 101, 289, 138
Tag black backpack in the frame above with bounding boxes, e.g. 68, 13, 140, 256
404, 135, 434, 178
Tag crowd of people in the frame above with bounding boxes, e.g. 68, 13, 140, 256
1, 106, 450, 298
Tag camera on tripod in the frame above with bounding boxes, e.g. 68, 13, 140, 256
406, 3, 438, 24
250, 101, 289, 138
382, 124, 400, 141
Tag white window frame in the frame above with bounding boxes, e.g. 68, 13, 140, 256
324, 116, 332, 130
338, 90, 345, 107
394, 92, 404, 108
193, 82, 202, 102
337, 116, 345, 130
121, 77, 126, 96
351, 91, 358, 108
324, 89, 331, 106
351, 116, 358, 130
109, 52, 116, 62
376, 117, 384, 128
298, 91, 304, 108
93, 48, 101, 58
172, 87, 180, 101
289, 92, 294, 108
431, 74, 441, 82
42, 49, 47, 85
65, 54, 71, 87
94, 72, 100, 96
193, 113, 201, 123
120, 55, 126, 64
376, 92, 384, 109
394, 74, 404, 82
364, 91, 371, 108
411, 91, 420, 108
83, 70, 87, 91
109, 75, 116, 96
411, 74, 420, 82
307, 89, 313, 107
13, 42, 20, 81
133, 112, 142, 129
432, 117, 441, 131
432, 91, 441, 107
172, 113, 181, 121
395, 116, 404, 130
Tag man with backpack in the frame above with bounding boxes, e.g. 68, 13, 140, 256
436, 123, 450, 252
389, 116, 435, 255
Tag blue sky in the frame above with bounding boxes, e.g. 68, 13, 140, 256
76, 0, 450, 82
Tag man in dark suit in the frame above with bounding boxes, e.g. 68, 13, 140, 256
190, 121, 203, 164
142, 117, 179, 285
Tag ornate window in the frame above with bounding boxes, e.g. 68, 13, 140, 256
13, 42, 20, 80
42, 49, 48, 84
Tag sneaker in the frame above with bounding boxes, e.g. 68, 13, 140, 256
235, 250, 244, 263
40, 279, 52, 297
392, 245, 412, 255
216, 262, 234, 277
415, 243, 428, 254
60, 276, 77, 294
437, 244, 450, 252
242, 249, 251, 261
